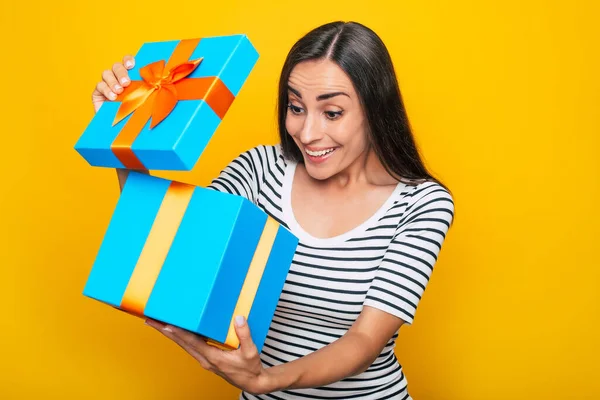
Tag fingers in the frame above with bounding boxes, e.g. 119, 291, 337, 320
102, 69, 122, 96
96, 55, 135, 100
146, 322, 224, 372
91, 55, 135, 111
123, 55, 135, 70
173, 327, 225, 363
234, 316, 259, 359
162, 328, 215, 370
113, 62, 131, 88
144, 318, 166, 330
94, 81, 116, 101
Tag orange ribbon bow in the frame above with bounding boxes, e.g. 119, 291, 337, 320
113, 58, 203, 129
110, 38, 235, 170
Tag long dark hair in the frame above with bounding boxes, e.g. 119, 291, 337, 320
277, 21, 449, 191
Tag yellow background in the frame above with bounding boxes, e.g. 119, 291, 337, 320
0, 0, 598, 399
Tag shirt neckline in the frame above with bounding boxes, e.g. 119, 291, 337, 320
281, 160, 406, 246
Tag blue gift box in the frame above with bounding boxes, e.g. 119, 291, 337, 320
82, 172, 298, 352
75, 35, 259, 171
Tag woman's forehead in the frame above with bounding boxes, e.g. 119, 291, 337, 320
288, 60, 354, 94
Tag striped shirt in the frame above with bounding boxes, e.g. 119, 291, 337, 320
208, 145, 455, 399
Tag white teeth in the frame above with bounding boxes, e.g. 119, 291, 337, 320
306, 148, 335, 157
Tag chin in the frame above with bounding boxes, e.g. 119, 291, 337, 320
305, 168, 332, 181
302, 161, 337, 181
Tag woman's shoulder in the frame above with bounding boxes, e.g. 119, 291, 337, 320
391, 179, 455, 226
237, 143, 288, 169
209, 143, 289, 201
402, 179, 454, 203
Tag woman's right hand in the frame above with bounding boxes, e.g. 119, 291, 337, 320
91, 55, 136, 113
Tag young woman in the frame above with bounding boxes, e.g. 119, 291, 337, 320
92, 21, 455, 400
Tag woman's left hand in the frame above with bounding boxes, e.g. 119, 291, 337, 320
145, 316, 272, 395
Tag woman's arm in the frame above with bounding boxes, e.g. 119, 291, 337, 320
262, 306, 405, 392
146, 305, 405, 395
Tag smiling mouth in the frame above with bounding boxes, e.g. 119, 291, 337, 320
305, 147, 336, 157
303, 147, 337, 163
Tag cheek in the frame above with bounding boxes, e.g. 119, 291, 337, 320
330, 116, 367, 146
285, 115, 302, 137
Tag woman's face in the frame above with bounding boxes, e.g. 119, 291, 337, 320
286, 59, 369, 181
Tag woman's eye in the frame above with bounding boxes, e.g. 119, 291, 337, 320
287, 104, 304, 115
325, 110, 343, 120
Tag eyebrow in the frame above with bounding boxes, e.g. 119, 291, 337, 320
287, 85, 350, 101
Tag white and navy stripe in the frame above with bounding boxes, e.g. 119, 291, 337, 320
208, 145, 454, 399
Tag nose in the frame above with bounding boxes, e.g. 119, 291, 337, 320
296, 113, 324, 145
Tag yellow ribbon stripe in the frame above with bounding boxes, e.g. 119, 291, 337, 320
120, 181, 195, 317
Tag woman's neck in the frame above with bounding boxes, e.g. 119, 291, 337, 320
321, 147, 398, 190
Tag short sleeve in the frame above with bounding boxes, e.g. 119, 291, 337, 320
363, 182, 455, 325
207, 145, 270, 204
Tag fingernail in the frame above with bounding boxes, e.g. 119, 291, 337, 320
120, 77, 129, 85
108, 92, 117, 100
125, 60, 134, 68
163, 326, 173, 332
235, 316, 245, 327
114, 84, 122, 91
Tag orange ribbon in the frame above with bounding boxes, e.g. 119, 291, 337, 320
111, 38, 236, 170
112, 58, 204, 129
